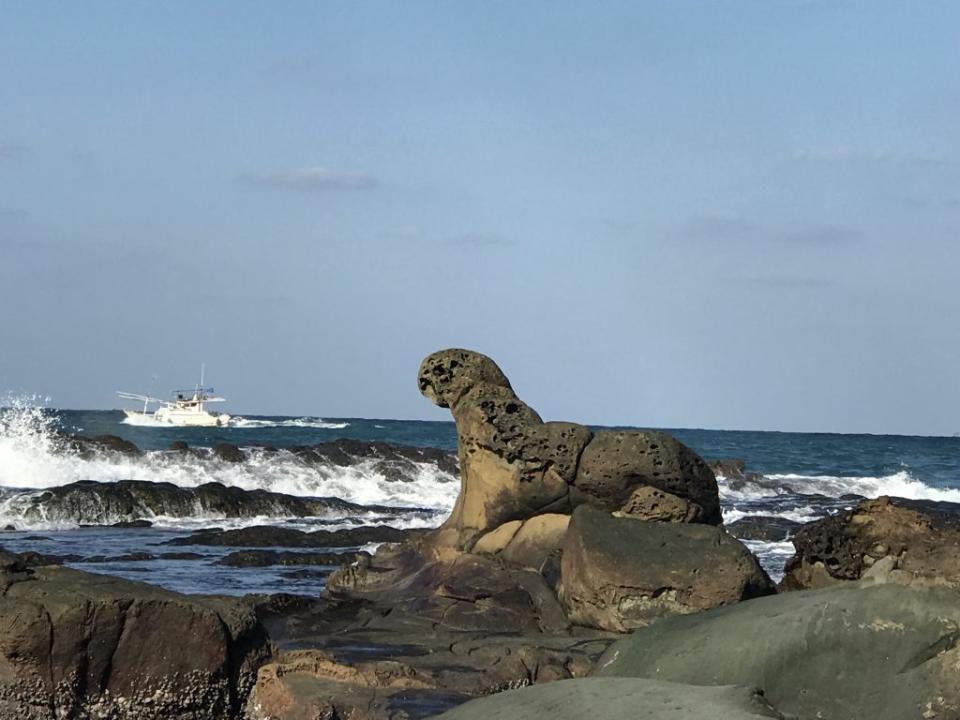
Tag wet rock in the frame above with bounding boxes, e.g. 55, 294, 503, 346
212, 443, 245, 463
217, 550, 366, 567
707, 458, 747, 479
166, 524, 419, 548
111, 519, 153, 528
726, 516, 802, 542
557, 506, 775, 632
0, 559, 271, 719
61, 433, 141, 457
291, 438, 459, 478
169, 440, 190, 452
19, 479, 409, 527
596, 581, 960, 720
80, 551, 155, 563
781, 496, 960, 590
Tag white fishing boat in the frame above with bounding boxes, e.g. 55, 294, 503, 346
118, 366, 231, 427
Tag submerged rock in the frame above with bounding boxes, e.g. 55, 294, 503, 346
217, 549, 367, 567
166, 524, 419, 548
726, 516, 802, 542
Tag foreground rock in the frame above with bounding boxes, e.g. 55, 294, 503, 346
434, 677, 783, 720
16, 480, 418, 527
246, 596, 613, 720
782, 495, 960, 590
596, 581, 960, 720
0, 552, 270, 719
558, 506, 774, 631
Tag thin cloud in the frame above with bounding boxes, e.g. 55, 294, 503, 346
781, 224, 863, 246
730, 275, 833, 289
683, 213, 761, 241
683, 213, 862, 246
447, 233, 511, 248
240, 166, 379, 191
0, 144, 27, 163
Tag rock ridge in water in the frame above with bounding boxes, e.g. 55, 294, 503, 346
12, 479, 428, 527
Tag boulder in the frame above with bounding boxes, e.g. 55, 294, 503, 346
0, 558, 270, 719
596, 581, 960, 720
575, 431, 720, 524
781, 496, 960, 590
558, 506, 774, 631
433, 677, 783, 720
614, 486, 702, 523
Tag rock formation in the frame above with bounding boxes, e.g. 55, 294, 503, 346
327, 349, 766, 636
417, 349, 721, 549
0, 552, 270, 719
781, 495, 960, 590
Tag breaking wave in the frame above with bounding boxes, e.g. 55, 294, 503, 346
0, 400, 458, 523
715, 469, 960, 504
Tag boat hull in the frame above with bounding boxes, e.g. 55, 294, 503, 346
124, 408, 230, 427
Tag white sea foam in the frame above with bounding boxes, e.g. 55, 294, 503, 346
716, 469, 960, 504
121, 414, 350, 430
229, 417, 350, 430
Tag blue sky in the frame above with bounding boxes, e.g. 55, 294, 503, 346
1, 1, 959, 434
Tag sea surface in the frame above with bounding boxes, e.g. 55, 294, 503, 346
2, 401, 960, 596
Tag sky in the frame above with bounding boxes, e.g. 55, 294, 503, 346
1, 1, 959, 435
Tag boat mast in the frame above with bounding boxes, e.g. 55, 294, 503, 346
198, 363, 205, 413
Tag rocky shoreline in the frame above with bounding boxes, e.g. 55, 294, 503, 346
0, 349, 956, 718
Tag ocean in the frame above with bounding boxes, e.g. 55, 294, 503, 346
2, 401, 959, 596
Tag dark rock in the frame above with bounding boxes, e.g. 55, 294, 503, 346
596, 581, 960, 720
169, 440, 190, 452
557, 506, 775, 631
212, 443, 245, 463
111, 519, 153, 528
1, 525, 15, 532
782, 496, 960, 590
80, 552, 155, 563
217, 550, 365, 567
21, 479, 410, 527
726, 516, 802, 542
166, 524, 418, 548
291, 438, 459, 478
707, 458, 747, 479
159, 552, 206, 561
0, 560, 271, 718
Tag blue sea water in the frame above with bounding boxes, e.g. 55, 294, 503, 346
1, 404, 959, 595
